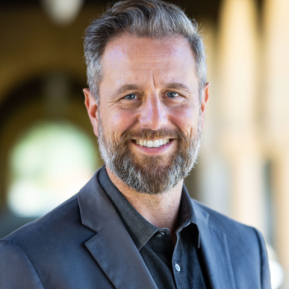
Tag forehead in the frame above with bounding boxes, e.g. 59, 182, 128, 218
101, 34, 197, 78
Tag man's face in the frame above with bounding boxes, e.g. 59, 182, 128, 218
85, 35, 209, 194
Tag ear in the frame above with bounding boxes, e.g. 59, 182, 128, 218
83, 88, 99, 137
200, 82, 210, 129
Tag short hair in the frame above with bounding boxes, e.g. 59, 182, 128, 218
84, 0, 207, 103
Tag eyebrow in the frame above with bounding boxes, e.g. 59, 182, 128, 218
111, 82, 192, 99
112, 84, 140, 98
163, 82, 192, 94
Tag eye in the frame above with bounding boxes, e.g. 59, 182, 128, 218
166, 91, 179, 98
124, 93, 137, 100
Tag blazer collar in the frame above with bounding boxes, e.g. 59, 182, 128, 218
78, 169, 157, 289
78, 169, 116, 233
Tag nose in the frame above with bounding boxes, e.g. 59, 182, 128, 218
138, 94, 168, 130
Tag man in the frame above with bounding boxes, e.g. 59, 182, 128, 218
0, 0, 271, 288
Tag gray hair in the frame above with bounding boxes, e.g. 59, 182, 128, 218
84, 0, 207, 103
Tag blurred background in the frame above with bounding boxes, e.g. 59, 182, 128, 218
0, 0, 288, 288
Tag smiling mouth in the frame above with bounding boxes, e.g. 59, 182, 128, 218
132, 139, 171, 148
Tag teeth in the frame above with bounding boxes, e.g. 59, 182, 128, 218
153, 140, 160, 147
135, 139, 170, 148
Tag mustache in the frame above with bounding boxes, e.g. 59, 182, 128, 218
119, 128, 187, 142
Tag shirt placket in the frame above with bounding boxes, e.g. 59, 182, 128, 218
172, 231, 184, 289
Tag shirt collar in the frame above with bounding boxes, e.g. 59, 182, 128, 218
98, 166, 200, 250
177, 185, 201, 248
98, 166, 157, 250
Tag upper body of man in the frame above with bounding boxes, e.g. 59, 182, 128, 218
0, 0, 271, 288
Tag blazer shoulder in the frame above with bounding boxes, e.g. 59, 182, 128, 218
1, 193, 92, 250
192, 199, 270, 266
0, 239, 45, 289
191, 199, 267, 253
192, 198, 257, 234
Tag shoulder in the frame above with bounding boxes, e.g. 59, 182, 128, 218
192, 198, 257, 234
0, 194, 94, 257
0, 239, 45, 288
192, 199, 267, 256
192, 200, 267, 263
0, 194, 94, 287
2, 194, 78, 241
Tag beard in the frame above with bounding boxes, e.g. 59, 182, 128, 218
97, 113, 202, 195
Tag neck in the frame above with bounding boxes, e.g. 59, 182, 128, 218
106, 165, 183, 241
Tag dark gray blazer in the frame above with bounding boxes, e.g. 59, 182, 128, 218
0, 169, 271, 289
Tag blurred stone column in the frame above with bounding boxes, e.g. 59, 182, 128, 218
263, 0, 289, 286
217, 0, 265, 232
196, 20, 231, 216
272, 150, 289, 288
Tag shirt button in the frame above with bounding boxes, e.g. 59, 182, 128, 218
175, 263, 181, 272
156, 232, 165, 238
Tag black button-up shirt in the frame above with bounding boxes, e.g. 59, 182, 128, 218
99, 167, 208, 289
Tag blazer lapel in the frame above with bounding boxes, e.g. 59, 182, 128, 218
199, 224, 236, 289
193, 202, 236, 289
85, 212, 157, 289
78, 170, 157, 289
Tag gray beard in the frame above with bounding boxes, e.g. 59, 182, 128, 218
97, 114, 202, 195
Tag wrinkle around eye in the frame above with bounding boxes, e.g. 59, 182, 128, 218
118, 96, 142, 110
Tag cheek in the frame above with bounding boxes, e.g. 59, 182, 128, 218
170, 106, 199, 136
104, 108, 137, 137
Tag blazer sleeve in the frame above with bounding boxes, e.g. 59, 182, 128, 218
0, 240, 45, 289
253, 229, 272, 289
